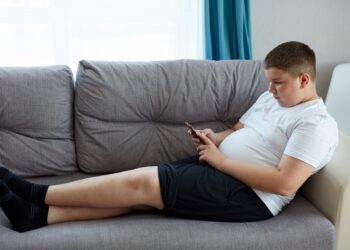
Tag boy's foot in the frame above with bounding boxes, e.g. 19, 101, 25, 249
0, 180, 48, 232
0, 166, 49, 204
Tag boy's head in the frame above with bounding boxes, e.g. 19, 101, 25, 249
264, 41, 316, 81
264, 42, 319, 107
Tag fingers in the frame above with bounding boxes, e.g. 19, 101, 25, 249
197, 148, 206, 163
192, 138, 201, 146
188, 129, 204, 146
187, 129, 197, 137
195, 131, 212, 145
203, 129, 212, 136
187, 128, 214, 148
187, 129, 203, 136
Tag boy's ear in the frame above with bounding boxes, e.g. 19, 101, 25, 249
299, 73, 310, 88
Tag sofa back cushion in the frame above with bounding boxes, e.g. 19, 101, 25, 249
75, 59, 269, 173
0, 66, 78, 177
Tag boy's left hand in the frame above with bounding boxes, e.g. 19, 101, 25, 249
196, 131, 227, 168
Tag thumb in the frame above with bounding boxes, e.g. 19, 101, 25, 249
196, 131, 213, 145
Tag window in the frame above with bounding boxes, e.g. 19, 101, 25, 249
0, 0, 204, 71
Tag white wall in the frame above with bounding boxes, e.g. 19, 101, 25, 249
251, 0, 350, 99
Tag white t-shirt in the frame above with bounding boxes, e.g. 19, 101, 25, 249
218, 91, 339, 216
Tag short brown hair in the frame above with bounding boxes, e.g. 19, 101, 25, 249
264, 41, 316, 81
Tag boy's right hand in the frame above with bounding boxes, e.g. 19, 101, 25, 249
188, 128, 219, 146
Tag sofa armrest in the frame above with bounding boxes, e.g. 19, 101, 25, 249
301, 131, 350, 250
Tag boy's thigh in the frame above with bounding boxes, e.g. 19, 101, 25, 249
157, 162, 272, 222
126, 166, 164, 210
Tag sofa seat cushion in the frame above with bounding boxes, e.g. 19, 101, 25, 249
0, 174, 335, 250
0, 194, 334, 250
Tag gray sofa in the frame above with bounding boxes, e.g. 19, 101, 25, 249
0, 60, 349, 250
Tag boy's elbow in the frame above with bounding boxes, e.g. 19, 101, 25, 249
275, 183, 297, 196
276, 188, 294, 196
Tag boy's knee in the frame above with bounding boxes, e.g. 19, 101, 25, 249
125, 167, 163, 208
125, 167, 158, 192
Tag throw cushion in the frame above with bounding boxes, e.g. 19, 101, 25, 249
75, 59, 269, 173
0, 66, 78, 177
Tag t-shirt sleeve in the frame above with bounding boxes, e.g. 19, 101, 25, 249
284, 119, 338, 170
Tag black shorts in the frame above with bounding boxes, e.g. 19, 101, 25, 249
158, 156, 273, 222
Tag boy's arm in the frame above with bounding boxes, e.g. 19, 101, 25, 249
215, 121, 244, 145
196, 132, 314, 196
215, 154, 314, 196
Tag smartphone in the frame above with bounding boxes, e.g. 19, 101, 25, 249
185, 122, 202, 141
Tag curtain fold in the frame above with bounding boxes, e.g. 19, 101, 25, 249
205, 0, 252, 60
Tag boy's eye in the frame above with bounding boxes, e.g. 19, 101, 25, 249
274, 81, 283, 84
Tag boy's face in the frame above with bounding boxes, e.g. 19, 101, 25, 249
265, 67, 305, 107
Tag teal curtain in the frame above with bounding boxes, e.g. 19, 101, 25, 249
204, 0, 252, 60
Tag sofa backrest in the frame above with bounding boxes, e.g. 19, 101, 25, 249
75, 59, 269, 173
0, 66, 78, 177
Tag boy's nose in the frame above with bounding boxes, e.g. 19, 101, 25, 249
268, 82, 276, 93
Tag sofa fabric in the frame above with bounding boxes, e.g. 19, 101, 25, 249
20, 175, 334, 250
0, 183, 335, 250
75, 59, 269, 173
0, 60, 343, 250
301, 130, 350, 250
0, 66, 78, 177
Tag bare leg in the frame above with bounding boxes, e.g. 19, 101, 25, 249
47, 206, 131, 224
47, 205, 154, 225
45, 167, 164, 210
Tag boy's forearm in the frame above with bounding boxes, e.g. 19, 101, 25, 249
215, 122, 244, 145
215, 129, 235, 145
215, 157, 283, 195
